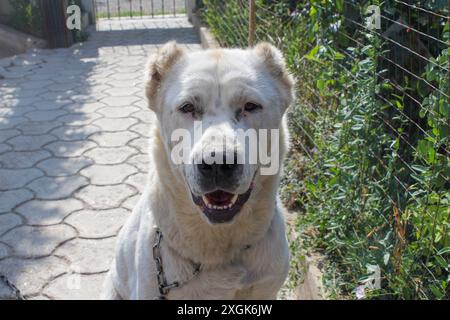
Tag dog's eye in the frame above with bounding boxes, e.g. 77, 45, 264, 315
179, 103, 195, 114
244, 102, 262, 113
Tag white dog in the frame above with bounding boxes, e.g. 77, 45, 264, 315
101, 41, 295, 300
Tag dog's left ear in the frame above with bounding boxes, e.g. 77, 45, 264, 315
145, 41, 185, 111
253, 42, 295, 110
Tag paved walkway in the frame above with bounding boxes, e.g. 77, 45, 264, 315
0, 17, 201, 299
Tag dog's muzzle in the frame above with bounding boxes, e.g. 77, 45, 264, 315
189, 153, 255, 224
190, 179, 254, 224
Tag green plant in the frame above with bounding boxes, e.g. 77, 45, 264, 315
8, 0, 43, 38
202, 0, 449, 299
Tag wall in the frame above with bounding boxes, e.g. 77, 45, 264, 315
0, 0, 13, 22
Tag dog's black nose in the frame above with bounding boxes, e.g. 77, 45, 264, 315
197, 153, 242, 182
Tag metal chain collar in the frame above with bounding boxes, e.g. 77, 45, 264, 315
0, 273, 25, 300
152, 228, 201, 300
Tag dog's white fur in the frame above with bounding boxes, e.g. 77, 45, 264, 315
101, 42, 295, 300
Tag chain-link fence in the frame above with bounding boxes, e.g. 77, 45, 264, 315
201, 0, 449, 299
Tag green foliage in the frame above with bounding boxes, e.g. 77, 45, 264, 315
202, 0, 449, 299
8, 0, 43, 38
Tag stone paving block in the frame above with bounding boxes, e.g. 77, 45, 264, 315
131, 110, 155, 124
65, 208, 129, 239
128, 137, 150, 155
72, 93, 106, 103
16, 198, 84, 225
0, 242, 10, 260
26, 72, 55, 81
24, 110, 68, 122
97, 106, 140, 118
100, 96, 140, 107
108, 79, 141, 88
0, 143, 12, 155
37, 90, 78, 101
0, 129, 21, 143
0, 213, 22, 237
43, 273, 105, 300
0, 168, 43, 190
110, 72, 141, 81
20, 80, 54, 90
37, 156, 93, 177
56, 113, 102, 126
4, 97, 43, 108
54, 237, 116, 274
84, 146, 137, 165
32, 99, 72, 111
129, 123, 152, 138
92, 117, 138, 131
125, 173, 148, 191
102, 87, 140, 97
47, 82, 81, 92
75, 184, 136, 210
121, 194, 141, 211
0, 256, 68, 297
88, 131, 139, 147
44, 140, 97, 157
0, 106, 35, 118
50, 125, 100, 141
6, 134, 56, 151
0, 150, 51, 169
15, 121, 62, 135
0, 224, 77, 258
80, 163, 137, 185
63, 102, 106, 113
131, 97, 147, 107
89, 84, 112, 94
0, 189, 34, 213
14, 88, 49, 98
127, 154, 150, 173
27, 176, 89, 200
0, 117, 27, 130
89, 75, 115, 85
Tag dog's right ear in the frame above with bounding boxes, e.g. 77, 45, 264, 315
145, 41, 185, 111
253, 42, 295, 111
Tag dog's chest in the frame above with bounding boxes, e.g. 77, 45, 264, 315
160, 245, 268, 300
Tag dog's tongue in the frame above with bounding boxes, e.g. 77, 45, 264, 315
206, 190, 234, 204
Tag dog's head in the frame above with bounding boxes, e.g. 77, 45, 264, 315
146, 42, 294, 225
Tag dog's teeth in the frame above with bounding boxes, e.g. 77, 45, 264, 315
203, 194, 240, 211
203, 196, 214, 209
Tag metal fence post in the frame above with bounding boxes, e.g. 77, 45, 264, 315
91, 0, 98, 24
248, 0, 256, 47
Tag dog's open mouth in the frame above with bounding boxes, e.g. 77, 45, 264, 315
191, 185, 253, 224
